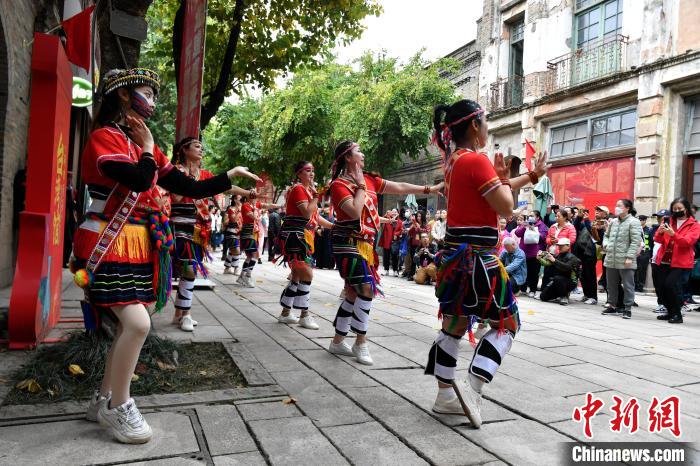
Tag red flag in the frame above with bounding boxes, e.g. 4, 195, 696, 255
61, 5, 95, 71
525, 139, 536, 172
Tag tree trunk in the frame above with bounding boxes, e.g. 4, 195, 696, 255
172, 0, 185, 92
96, 0, 153, 73
199, 0, 246, 131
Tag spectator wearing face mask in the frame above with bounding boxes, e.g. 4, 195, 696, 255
543, 210, 577, 289
513, 211, 548, 297
653, 197, 700, 324
537, 238, 581, 305
601, 199, 641, 320
499, 237, 527, 295
413, 233, 438, 285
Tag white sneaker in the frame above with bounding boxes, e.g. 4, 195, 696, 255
224, 267, 234, 275
86, 390, 110, 422
653, 305, 667, 314
583, 298, 598, 305
278, 312, 300, 324
172, 314, 198, 326
98, 398, 152, 444
328, 340, 354, 356
233, 267, 240, 276
432, 392, 465, 415
455, 380, 483, 428
527, 291, 535, 298
243, 274, 255, 288
298, 315, 319, 330
180, 315, 195, 332
352, 343, 373, 366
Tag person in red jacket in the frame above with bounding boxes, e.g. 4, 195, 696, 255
653, 197, 700, 324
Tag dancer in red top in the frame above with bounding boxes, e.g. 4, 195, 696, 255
328, 141, 443, 365
238, 197, 278, 287
71, 68, 259, 444
277, 161, 334, 329
425, 99, 546, 427
223, 194, 243, 275
169, 137, 217, 332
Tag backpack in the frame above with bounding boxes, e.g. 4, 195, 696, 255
574, 226, 596, 258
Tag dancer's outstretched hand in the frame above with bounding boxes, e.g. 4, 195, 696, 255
534, 151, 548, 178
228, 166, 261, 182
493, 152, 511, 179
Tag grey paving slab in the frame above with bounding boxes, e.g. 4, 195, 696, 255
345, 386, 495, 464
0, 412, 198, 466
257, 323, 323, 351
271, 369, 371, 427
551, 345, 700, 386
212, 452, 267, 466
511, 330, 573, 348
369, 335, 432, 366
190, 325, 236, 341
679, 383, 700, 396
497, 354, 608, 397
388, 321, 441, 343
236, 400, 302, 422
195, 405, 257, 456
454, 419, 572, 466
323, 421, 429, 466
292, 349, 381, 388
556, 363, 700, 418
485, 372, 590, 424
248, 417, 348, 465
507, 341, 581, 367
534, 329, 652, 357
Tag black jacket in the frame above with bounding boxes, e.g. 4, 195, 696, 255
550, 251, 581, 282
268, 211, 282, 237
414, 244, 437, 267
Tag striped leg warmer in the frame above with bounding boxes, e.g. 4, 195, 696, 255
293, 281, 311, 311
333, 298, 355, 336
425, 330, 462, 383
350, 295, 372, 335
174, 277, 195, 311
469, 328, 514, 383
242, 260, 255, 276
225, 253, 239, 269
280, 281, 298, 310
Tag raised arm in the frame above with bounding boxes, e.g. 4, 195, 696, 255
383, 180, 443, 196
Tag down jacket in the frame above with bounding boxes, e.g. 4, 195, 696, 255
653, 215, 700, 269
603, 214, 642, 270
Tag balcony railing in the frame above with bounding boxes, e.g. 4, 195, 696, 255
489, 75, 524, 111
546, 34, 628, 93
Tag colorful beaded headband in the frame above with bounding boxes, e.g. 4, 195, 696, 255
433, 108, 485, 150
102, 68, 161, 96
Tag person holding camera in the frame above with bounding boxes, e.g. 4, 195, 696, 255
591, 206, 610, 291
513, 210, 548, 297
601, 199, 641, 319
653, 197, 700, 324
537, 237, 581, 305
413, 233, 438, 285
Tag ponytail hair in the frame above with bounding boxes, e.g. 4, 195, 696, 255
432, 99, 484, 161
619, 198, 637, 217
331, 140, 355, 180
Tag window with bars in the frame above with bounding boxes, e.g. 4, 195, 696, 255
511, 19, 524, 44
549, 108, 637, 159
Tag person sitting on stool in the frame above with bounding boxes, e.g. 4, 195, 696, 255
499, 237, 526, 295
538, 237, 581, 305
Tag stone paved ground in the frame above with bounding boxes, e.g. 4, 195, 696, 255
1, 257, 699, 465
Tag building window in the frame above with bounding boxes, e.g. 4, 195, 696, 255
576, 0, 622, 49
549, 108, 637, 159
684, 98, 700, 205
686, 98, 700, 154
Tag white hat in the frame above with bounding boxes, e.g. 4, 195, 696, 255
557, 237, 571, 246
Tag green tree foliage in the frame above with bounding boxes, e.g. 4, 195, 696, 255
143, 0, 381, 131
204, 53, 459, 192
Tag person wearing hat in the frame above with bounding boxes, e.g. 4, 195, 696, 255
72, 68, 260, 444
635, 214, 652, 292
537, 237, 581, 304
